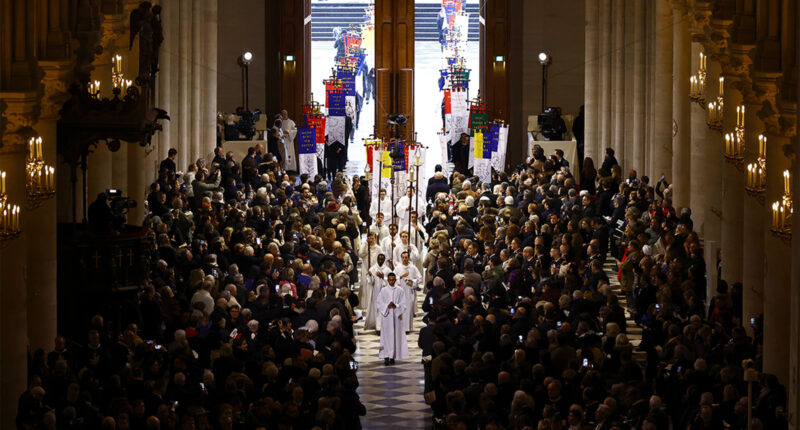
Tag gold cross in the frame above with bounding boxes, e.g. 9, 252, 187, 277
92, 251, 101, 269
127, 249, 135, 266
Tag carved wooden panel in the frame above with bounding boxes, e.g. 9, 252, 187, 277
374, 0, 415, 139
376, 67, 391, 138
398, 67, 413, 140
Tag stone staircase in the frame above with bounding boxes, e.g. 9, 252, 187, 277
310, 2, 480, 42
603, 259, 647, 364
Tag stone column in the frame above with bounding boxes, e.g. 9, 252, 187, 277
0, 92, 36, 430
631, 0, 646, 174
652, 0, 673, 181
671, 2, 691, 210
720, 84, 744, 285
26, 60, 71, 352
612, 0, 625, 162
203, 0, 218, 155
702, 60, 724, 251
584, 0, 600, 163
599, 0, 612, 154
761, 129, 791, 385
689, 39, 707, 236
741, 96, 765, 336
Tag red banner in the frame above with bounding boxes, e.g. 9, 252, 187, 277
444, 90, 452, 115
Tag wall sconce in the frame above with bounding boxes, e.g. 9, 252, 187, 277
770, 169, 793, 244
745, 134, 767, 203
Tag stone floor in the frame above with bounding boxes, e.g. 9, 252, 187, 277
352, 286, 433, 429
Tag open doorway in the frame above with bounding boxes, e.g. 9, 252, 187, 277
310, 1, 375, 174
414, 0, 480, 183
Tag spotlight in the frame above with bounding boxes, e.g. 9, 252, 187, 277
538, 52, 551, 66
239, 51, 254, 66
285, 55, 295, 62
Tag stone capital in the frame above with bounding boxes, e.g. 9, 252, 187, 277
0, 91, 42, 152
39, 60, 75, 121
753, 71, 783, 135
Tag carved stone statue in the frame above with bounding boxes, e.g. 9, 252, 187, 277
129, 2, 163, 83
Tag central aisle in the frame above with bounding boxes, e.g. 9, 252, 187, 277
352, 279, 432, 429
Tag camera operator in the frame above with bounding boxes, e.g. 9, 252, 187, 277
88, 192, 114, 234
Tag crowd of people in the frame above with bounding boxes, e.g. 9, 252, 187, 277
17, 132, 789, 430
414, 145, 786, 430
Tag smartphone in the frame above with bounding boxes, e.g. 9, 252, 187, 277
750, 317, 756, 327
582, 358, 589, 368
729, 337, 734, 345
275, 284, 280, 292
511, 308, 516, 316
172, 401, 179, 410
200, 240, 206, 245
661, 173, 665, 180
349, 360, 358, 371
429, 297, 433, 305
655, 304, 661, 312
557, 321, 562, 328
518, 335, 523, 343
200, 382, 205, 391
212, 268, 219, 278
155, 344, 162, 350
256, 237, 262, 245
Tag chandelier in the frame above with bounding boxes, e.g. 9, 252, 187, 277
770, 169, 793, 244
0, 170, 22, 244
707, 77, 723, 132
26, 137, 56, 209
745, 134, 766, 203
689, 53, 706, 105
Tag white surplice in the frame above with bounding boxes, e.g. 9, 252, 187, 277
395, 194, 423, 230
357, 242, 383, 310
394, 262, 421, 333
364, 263, 391, 331
368, 223, 391, 242
369, 196, 394, 220
380, 233, 400, 266
392, 243, 420, 268
376, 283, 409, 359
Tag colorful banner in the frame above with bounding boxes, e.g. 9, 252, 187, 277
327, 91, 346, 117
381, 149, 392, 178
297, 128, 317, 178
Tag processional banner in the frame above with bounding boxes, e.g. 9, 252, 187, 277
298, 128, 318, 178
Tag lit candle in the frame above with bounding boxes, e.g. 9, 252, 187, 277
719, 77, 724, 97
1, 171, 5, 195
49, 167, 54, 190
784, 170, 791, 195
37, 137, 42, 159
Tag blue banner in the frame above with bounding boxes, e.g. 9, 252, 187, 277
327, 91, 346, 117
336, 66, 356, 96
392, 143, 406, 171
487, 124, 500, 153
298, 128, 316, 154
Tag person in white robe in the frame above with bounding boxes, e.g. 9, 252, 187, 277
393, 230, 420, 267
364, 254, 391, 331
380, 223, 400, 268
395, 186, 423, 231
408, 211, 429, 248
377, 273, 409, 364
280, 109, 298, 171
368, 212, 391, 242
395, 251, 421, 333
369, 189, 394, 221
357, 233, 383, 310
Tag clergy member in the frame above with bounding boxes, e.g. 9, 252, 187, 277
364, 253, 391, 331
395, 251, 421, 333
393, 230, 420, 267
380, 223, 400, 268
368, 212, 391, 242
377, 272, 409, 365
280, 109, 298, 170
395, 185, 422, 230
357, 232, 382, 312
369, 189, 393, 221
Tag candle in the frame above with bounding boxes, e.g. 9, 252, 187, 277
1, 171, 5, 195
49, 167, 54, 190
2, 208, 6, 230
719, 77, 724, 97
784, 170, 791, 195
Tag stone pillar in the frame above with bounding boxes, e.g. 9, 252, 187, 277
612, 0, 625, 162
0, 92, 36, 430
720, 86, 744, 285
761, 130, 791, 385
203, 0, 218, 154
584, 0, 600, 163
631, 0, 646, 174
653, 0, 673, 181
671, 3, 691, 210
599, 0, 612, 155
702, 60, 724, 247
741, 98, 765, 336
689, 40, 707, 236
126, 142, 146, 226
26, 60, 71, 352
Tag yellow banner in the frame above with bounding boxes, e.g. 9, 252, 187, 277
381, 150, 392, 178
473, 131, 484, 158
